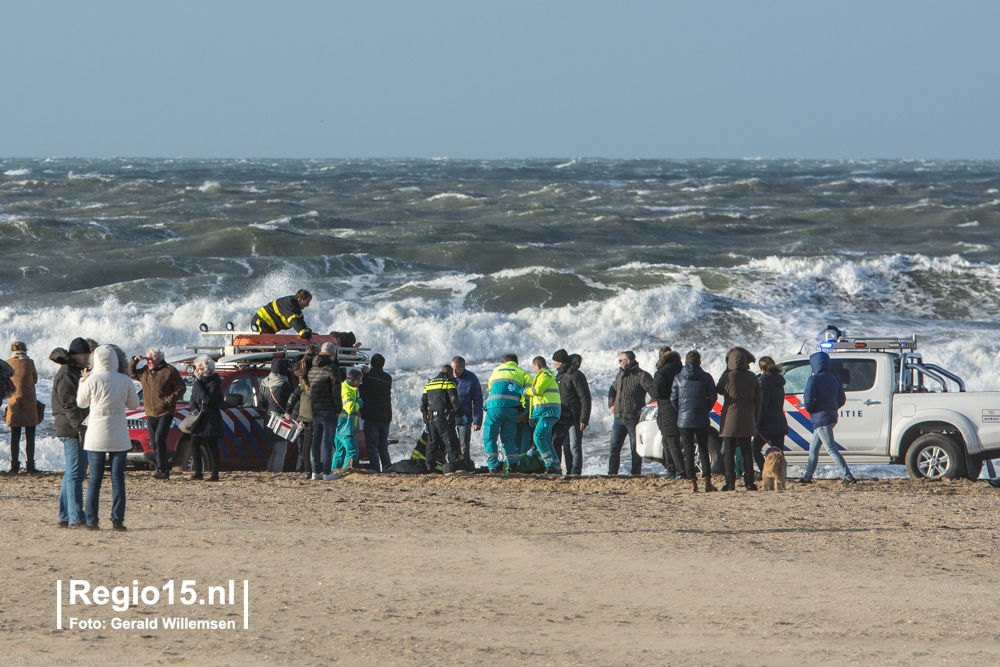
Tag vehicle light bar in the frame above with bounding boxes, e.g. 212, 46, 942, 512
817, 332, 917, 352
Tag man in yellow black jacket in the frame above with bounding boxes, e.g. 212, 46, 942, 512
420, 365, 464, 473
253, 290, 313, 338
523, 356, 563, 474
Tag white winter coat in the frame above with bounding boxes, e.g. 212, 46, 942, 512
77, 346, 141, 452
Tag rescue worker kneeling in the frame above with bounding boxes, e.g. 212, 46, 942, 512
523, 356, 563, 474
420, 365, 464, 473
483, 353, 533, 473
333, 369, 363, 469
253, 289, 313, 339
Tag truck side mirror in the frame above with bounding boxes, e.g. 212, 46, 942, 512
224, 394, 244, 408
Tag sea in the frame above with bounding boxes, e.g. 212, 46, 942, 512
2, 157, 999, 475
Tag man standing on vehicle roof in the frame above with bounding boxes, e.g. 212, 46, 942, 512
450, 356, 483, 471
130, 347, 186, 480
420, 365, 464, 473
798, 350, 857, 487
482, 354, 533, 474
253, 289, 313, 339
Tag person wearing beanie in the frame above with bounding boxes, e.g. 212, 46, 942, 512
359, 353, 393, 472
5, 341, 41, 474
652, 346, 685, 479
551, 350, 591, 475
50, 337, 92, 527
307, 343, 343, 480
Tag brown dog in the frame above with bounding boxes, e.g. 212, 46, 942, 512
761, 446, 787, 491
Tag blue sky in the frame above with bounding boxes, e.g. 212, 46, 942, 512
1, 1, 997, 159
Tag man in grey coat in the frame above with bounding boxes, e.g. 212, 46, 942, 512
607, 350, 655, 476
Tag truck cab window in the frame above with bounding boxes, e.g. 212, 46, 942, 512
830, 359, 877, 392
225, 375, 258, 408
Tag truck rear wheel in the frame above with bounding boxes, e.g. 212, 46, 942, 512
906, 434, 963, 480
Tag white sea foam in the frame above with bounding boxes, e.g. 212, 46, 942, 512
425, 192, 480, 202
958, 220, 980, 227
198, 181, 222, 193
4, 169, 30, 176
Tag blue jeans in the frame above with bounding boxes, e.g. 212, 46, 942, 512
85, 450, 127, 525
58, 437, 88, 525
608, 417, 641, 475
311, 411, 338, 474
482, 407, 518, 469
456, 423, 474, 462
801, 424, 854, 482
529, 416, 560, 467
563, 422, 583, 475
363, 421, 391, 472
146, 415, 173, 475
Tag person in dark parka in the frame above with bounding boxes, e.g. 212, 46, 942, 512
607, 351, 655, 476
671, 350, 718, 492
551, 350, 592, 475
359, 353, 393, 472
51, 338, 91, 527
716, 348, 762, 491
752, 356, 789, 475
188, 356, 224, 481
651, 347, 684, 478
799, 351, 855, 485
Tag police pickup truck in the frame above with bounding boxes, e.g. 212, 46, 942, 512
637, 332, 1000, 480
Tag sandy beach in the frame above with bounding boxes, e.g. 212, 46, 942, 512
1, 471, 999, 666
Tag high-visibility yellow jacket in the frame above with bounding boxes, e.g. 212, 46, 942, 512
484, 361, 533, 410
524, 367, 562, 419
254, 296, 312, 336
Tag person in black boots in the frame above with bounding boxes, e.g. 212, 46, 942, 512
651, 346, 684, 478
753, 356, 788, 477
716, 348, 762, 491
420, 365, 464, 473
359, 353, 393, 472
188, 356, 223, 481
671, 350, 718, 492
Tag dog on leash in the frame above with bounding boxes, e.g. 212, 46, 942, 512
761, 446, 787, 491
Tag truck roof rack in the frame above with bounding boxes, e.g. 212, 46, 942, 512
819, 334, 917, 352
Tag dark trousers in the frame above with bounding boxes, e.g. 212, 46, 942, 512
723, 436, 754, 487
553, 417, 584, 475
679, 427, 711, 480
426, 418, 461, 471
751, 432, 785, 473
9, 426, 36, 471
146, 415, 173, 475
608, 417, 641, 476
363, 421, 391, 472
252, 317, 277, 334
296, 422, 313, 472
657, 412, 683, 476
191, 436, 221, 479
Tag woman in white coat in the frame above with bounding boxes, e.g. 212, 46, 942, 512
77, 345, 140, 531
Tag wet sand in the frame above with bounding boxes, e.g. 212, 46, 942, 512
1, 471, 999, 666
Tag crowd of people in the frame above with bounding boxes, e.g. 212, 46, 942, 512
0, 322, 865, 530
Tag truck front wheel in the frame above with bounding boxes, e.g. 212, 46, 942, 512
906, 434, 963, 480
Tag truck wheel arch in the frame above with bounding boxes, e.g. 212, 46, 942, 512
891, 411, 980, 460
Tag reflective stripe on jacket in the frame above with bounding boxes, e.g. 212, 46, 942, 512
255, 296, 311, 336
524, 367, 562, 417
484, 362, 533, 410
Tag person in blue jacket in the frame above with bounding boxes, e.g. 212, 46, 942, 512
798, 351, 856, 486
451, 356, 483, 470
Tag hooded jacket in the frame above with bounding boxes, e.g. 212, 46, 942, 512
608, 360, 655, 420
4, 354, 40, 428
258, 359, 292, 415
189, 372, 224, 438
359, 356, 393, 424
803, 352, 846, 428
715, 349, 762, 438
50, 347, 89, 438
671, 363, 717, 429
129, 355, 185, 418
651, 350, 683, 436
307, 355, 343, 414
77, 346, 141, 452
757, 372, 789, 437
556, 354, 592, 425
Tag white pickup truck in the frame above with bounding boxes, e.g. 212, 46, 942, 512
636, 334, 1000, 480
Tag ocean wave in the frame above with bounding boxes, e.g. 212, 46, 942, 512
4, 169, 30, 176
